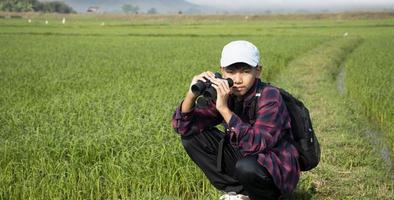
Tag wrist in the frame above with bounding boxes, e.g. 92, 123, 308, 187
218, 106, 232, 123
182, 91, 198, 113
186, 90, 197, 99
217, 104, 229, 113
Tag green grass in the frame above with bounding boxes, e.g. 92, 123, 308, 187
0, 13, 393, 199
344, 36, 394, 153
275, 37, 393, 199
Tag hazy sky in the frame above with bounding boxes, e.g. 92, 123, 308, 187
187, 0, 394, 10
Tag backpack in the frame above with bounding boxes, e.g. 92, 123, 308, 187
249, 81, 321, 171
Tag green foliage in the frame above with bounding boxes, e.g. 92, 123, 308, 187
344, 36, 394, 152
0, 0, 35, 12
0, 0, 75, 13
36, 1, 75, 13
122, 4, 139, 14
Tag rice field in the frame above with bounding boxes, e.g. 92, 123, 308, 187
0, 12, 393, 199
344, 35, 394, 152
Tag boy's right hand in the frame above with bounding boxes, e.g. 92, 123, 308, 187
188, 71, 216, 97
182, 71, 216, 113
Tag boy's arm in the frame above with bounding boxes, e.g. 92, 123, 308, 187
181, 91, 197, 113
172, 71, 223, 136
172, 93, 223, 136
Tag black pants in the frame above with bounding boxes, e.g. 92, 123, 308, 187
181, 127, 284, 200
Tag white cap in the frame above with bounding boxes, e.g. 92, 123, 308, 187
220, 40, 260, 68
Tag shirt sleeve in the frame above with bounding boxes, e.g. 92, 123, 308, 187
172, 100, 223, 136
228, 87, 290, 156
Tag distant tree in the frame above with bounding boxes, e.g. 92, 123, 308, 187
122, 4, 132, 13
147, 7, 157, 14
15, 1, 33, 11
0, 0, 75, 13
49, 1, 74, 13
0, 0, 34, 12
122, 4, 139, 14
38, 1, 75, 13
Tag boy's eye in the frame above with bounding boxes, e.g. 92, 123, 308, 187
226, 70, 235, 74
243, 70, 251, 73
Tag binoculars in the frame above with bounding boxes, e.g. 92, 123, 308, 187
191, 72, 233, 106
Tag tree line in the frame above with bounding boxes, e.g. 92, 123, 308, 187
122, 4, 158, 14
0, 0, 75, 13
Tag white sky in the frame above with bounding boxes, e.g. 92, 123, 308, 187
187, 0, 394, 9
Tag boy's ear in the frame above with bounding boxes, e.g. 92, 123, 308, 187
256, 65, 262, 76
220, 67, 225, 74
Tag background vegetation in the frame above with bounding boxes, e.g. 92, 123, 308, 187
0, 0, 75, 13
0, 12, 393, 199
344, 37, 394, 152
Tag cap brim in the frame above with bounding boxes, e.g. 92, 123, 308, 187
221, 59, 258, 68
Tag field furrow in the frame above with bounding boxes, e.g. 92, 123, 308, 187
274, 37, 394, 199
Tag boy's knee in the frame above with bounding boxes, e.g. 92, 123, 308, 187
235, 157, 259, 183
235, 156, 272, 184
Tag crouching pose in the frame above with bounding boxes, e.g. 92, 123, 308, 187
172, 40, 300, 200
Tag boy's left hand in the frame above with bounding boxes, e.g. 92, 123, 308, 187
209, 77, 231, 112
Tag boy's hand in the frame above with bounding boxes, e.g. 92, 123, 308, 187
188, 71, 216, 97
209, 78, 231, 111
209, 77, 233, 123
182, 71, 215, 113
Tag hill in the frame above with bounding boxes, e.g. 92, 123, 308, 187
62, 0, 210, 13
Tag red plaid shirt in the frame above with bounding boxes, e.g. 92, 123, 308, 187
172, 79, 300, 194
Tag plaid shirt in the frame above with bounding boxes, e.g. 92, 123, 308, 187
172, 79, 300, 194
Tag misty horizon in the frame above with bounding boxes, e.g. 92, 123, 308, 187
186, 0, 394, 11
58, 0, 394, 13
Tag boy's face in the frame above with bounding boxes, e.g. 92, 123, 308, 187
221, 62, 261, 97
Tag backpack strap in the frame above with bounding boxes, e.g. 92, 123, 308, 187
249, 80, 268, 124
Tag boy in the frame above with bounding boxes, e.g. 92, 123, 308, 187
172, 40, 300, 200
